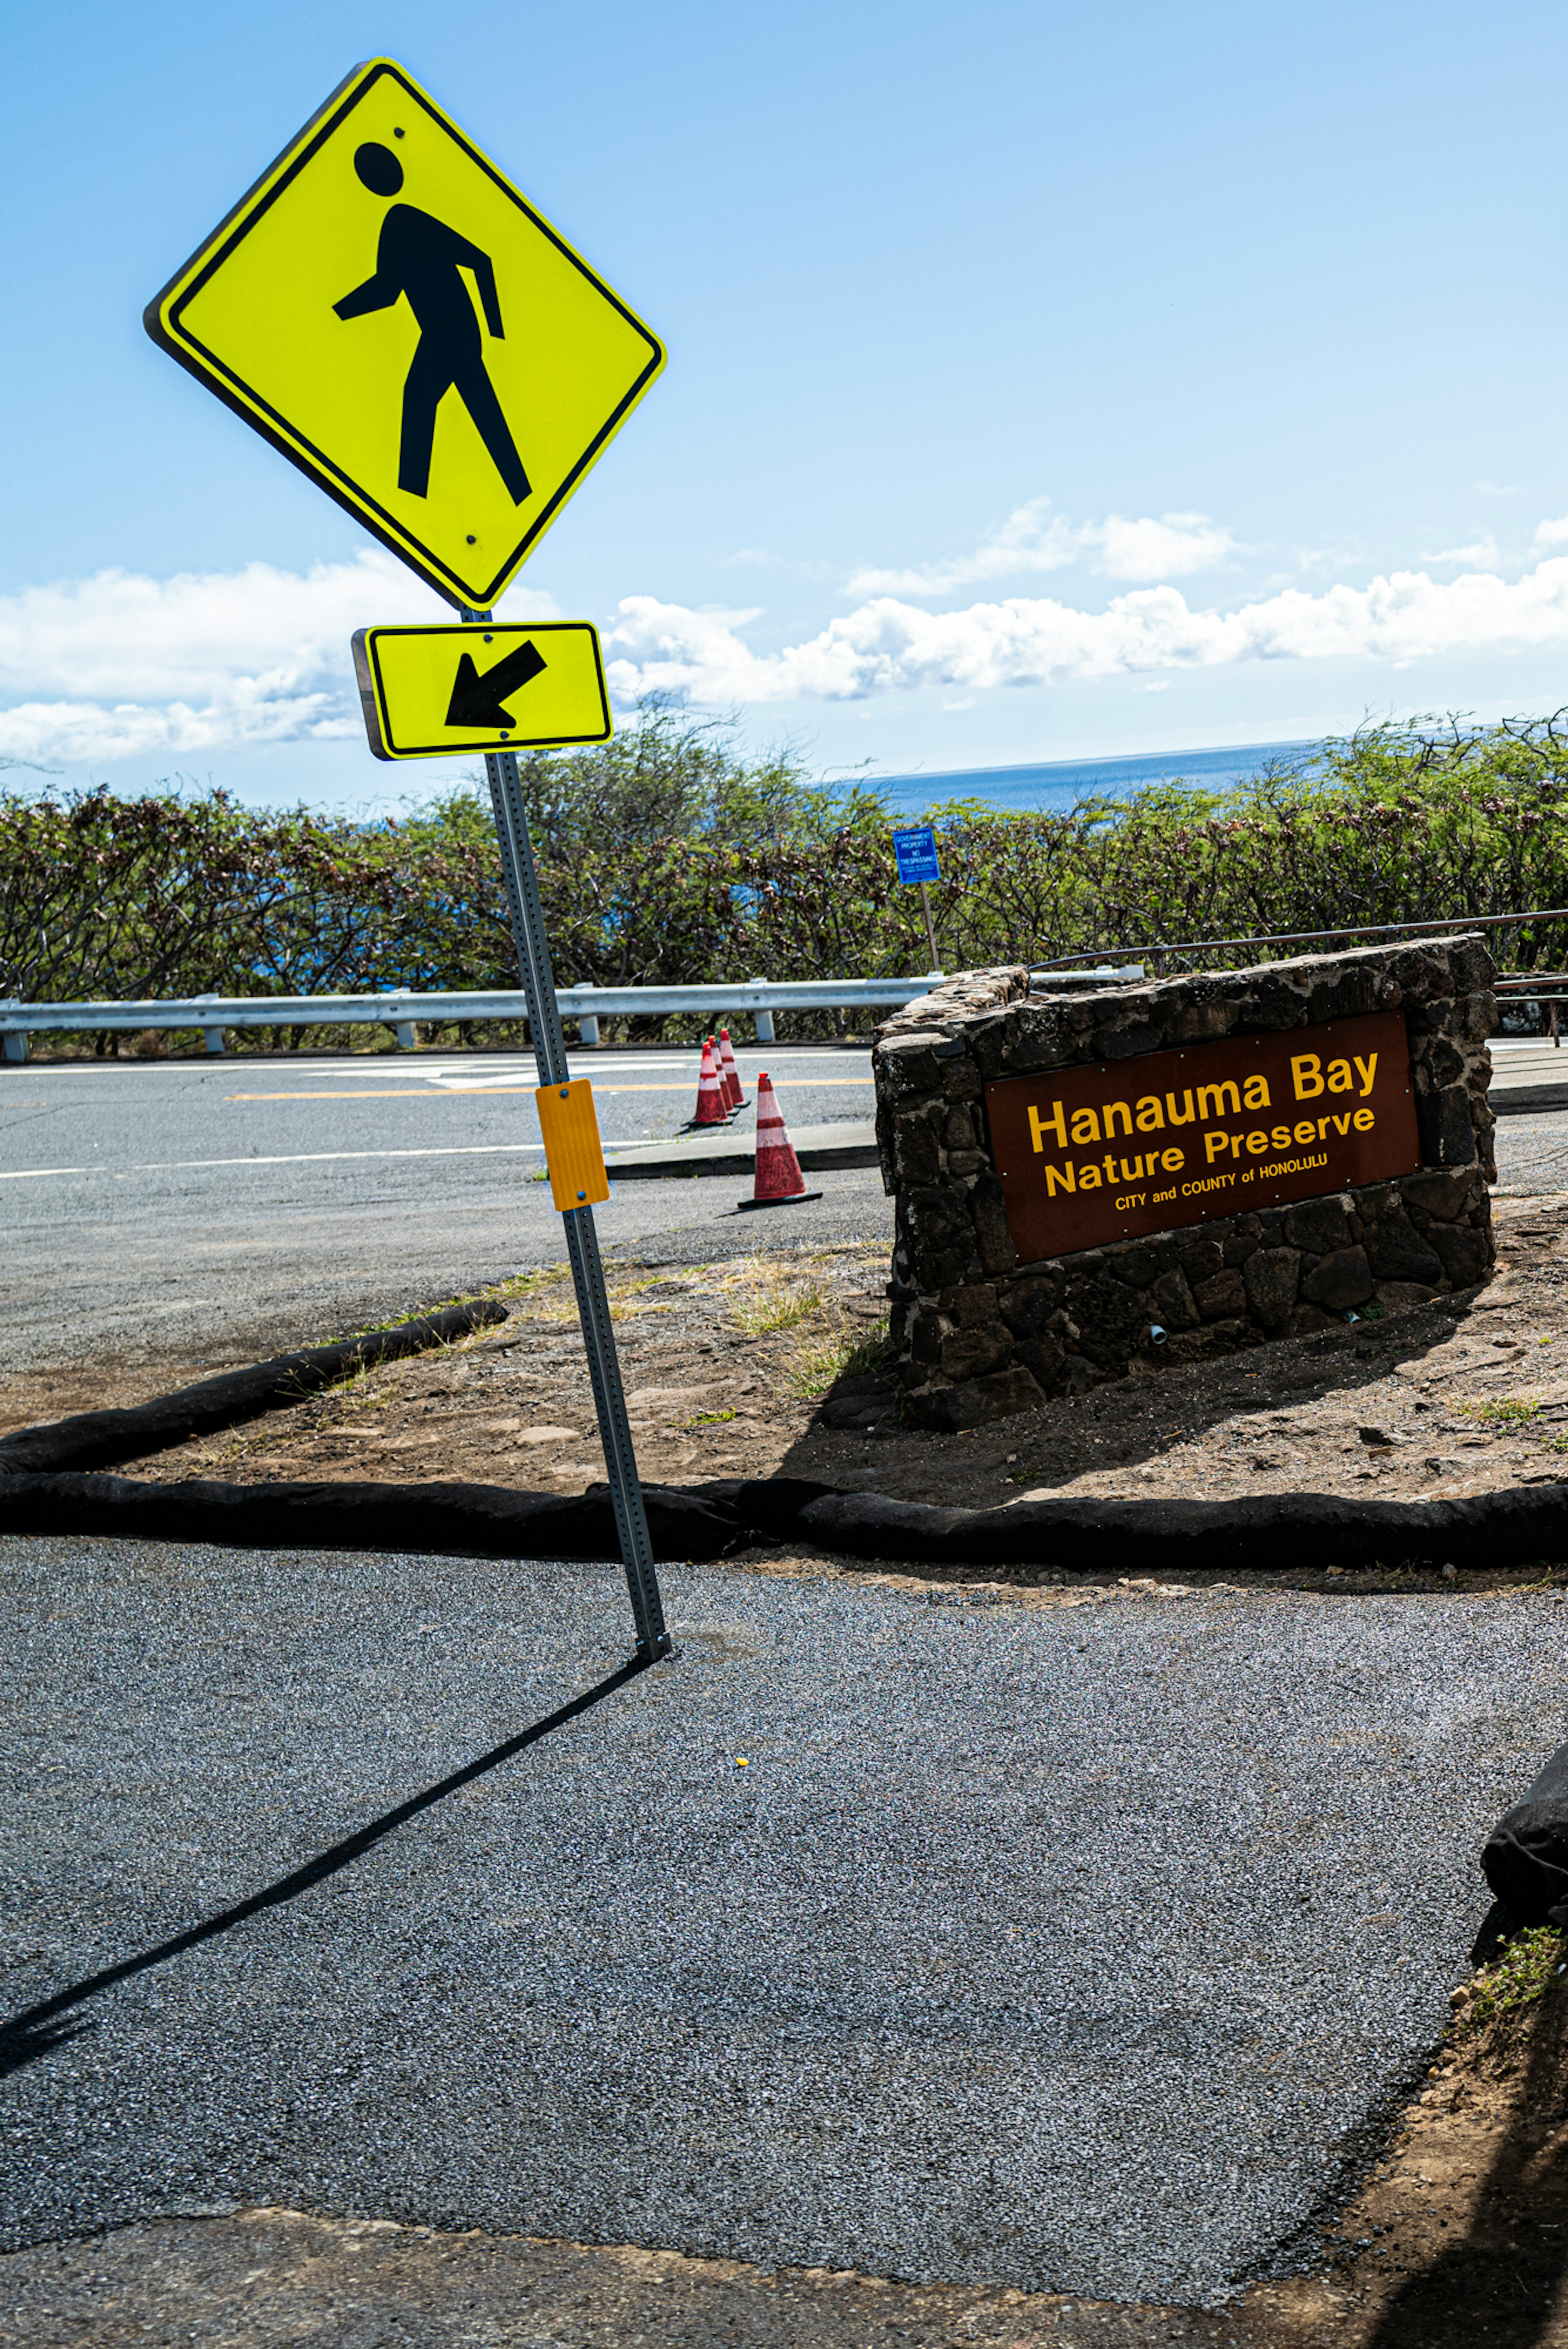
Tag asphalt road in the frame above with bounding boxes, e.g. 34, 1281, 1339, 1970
0, 1046, 887, 1380
6, 1052, 1565, 1390
1494, 1107, 1568, 1193
2, 1539, 1559, 2307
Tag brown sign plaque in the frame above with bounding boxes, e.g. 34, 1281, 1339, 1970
985, 1007, 1421, 1263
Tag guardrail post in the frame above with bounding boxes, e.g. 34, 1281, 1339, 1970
394, 1021, 417, 1050
193, 995, 226, 1054
748, 977, 774, 1043
469, 608, 670, 1667
2, 1030, 25, 1064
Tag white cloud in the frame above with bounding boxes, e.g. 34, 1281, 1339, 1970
1536, 515, 1568, 546
847, 499, 1074, 594
1474, 480, 1519, 494
849, 499, 1238, 595
0, 552, 558, 766
17, 533, 1568, 762
604, 552, 1568, 706
1087, 511, 1239, 580
1418, 537, 1501, 567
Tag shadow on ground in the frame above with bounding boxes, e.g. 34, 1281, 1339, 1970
0, 1655, 647, 2082
1356, 1944, 1568, 2347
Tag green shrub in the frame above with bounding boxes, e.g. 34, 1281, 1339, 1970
10, 708, 1568, 1045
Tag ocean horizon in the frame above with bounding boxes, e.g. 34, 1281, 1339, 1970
837, 737, 1321, 813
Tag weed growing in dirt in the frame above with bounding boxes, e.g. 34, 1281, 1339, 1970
688, 1408, 736, 1426
839, 1326, 894, 1380
1452, 1926, 1568, 2037
780, 1328, 852, 1398
1466, 1398, 1542, 1425
778, 1320, 894, 1399
728, 1267, 831, 1336
321, 1356, 396, 1414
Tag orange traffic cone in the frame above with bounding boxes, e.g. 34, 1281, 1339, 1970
739, 1072, 823, 1210
691, 1035, 728, 1127
717, 1026, 746, 1109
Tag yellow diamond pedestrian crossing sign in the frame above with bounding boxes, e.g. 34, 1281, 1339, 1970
351, 621, 612, 760
145, 59, 665, 610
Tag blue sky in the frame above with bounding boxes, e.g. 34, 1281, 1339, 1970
4, 0, 1568, 810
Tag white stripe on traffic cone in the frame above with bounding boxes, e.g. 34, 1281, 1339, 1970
739, 1071, 823, 1210
692, 1036, 727, 1127
718, 1026, 745, 1110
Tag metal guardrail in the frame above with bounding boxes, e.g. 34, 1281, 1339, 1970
1037, 908, 1568, 969
0, 977, 951, 1062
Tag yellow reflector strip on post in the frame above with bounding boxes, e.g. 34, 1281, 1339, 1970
535, 1079, 610, 1211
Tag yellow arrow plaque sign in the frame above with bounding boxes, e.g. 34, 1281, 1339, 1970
145, 59, 665, 610
351, 621, 612, 760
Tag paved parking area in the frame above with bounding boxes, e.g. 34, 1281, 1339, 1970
4, 1537, 1561, 2307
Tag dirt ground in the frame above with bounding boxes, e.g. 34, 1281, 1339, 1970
10, 1190, 1568, 1567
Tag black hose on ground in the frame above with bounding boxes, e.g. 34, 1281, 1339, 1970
718, 1478, 1568, 1574
1483, 1742, 1568, 1929
0, 1301, 510, 1477
2, 1467, 1565, 1573
0, 1472, 746, 1560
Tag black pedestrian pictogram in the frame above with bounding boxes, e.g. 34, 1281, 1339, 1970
334, 141, 531, 505
446, 637, 548, 728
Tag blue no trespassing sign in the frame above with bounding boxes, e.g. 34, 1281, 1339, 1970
892, 824, 940, 885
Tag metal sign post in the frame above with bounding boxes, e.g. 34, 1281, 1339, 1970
467, 612, 669, 1661
144, 62, 673, 1665
892, 824, 943, 972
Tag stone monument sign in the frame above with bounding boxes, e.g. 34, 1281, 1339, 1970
872, 936, 1496, 1430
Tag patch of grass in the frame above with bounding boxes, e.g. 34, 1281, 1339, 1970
319, 1356, 396, 1412
728, 1267, 831, 1337
605, 1270, 701, 1323
687, 1407, 736, 1426
1462, 1397, 1542, 1425
777, 1312, 898, 1403
1452, 1926, 1568, 2037
780, 1327, 853, 1398
839, 1325, 895, 1380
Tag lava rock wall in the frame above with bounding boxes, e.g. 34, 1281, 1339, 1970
873, 937, 1497, 1429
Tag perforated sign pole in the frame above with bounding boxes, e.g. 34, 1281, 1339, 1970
468, 610, 669, 1662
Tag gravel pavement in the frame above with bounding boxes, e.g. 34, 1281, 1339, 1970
4, 1537, 1564, 2308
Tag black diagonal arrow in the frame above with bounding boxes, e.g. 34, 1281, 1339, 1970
445, 638, 548, 730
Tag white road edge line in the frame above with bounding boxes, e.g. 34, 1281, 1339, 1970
0, 1143, 549, 1178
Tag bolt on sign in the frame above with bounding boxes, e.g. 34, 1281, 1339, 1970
144, 58, 665, 612
986, 1009, 1421, 1263
352, 621, 611, 759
